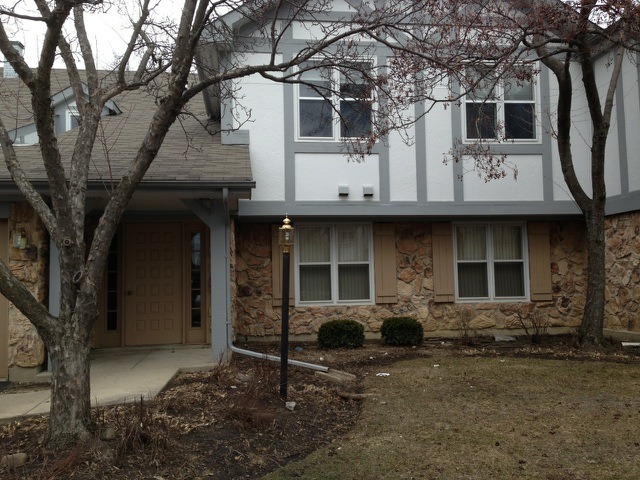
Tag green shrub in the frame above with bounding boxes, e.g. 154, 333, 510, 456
317, 319, 365, 349
380, 317, 424, 346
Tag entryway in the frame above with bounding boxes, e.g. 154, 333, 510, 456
93, 219, 209, 348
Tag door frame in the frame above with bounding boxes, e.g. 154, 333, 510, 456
93, 218, 210, 348
0, 220, 9, 380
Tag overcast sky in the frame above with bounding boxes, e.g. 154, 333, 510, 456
2, 1, 178, 70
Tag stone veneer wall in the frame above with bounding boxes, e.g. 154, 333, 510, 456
233, 219, 609, 339
8, 202, 48, 377
604, 212, 640, 331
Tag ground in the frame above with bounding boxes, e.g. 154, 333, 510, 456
1, 335, 639, 479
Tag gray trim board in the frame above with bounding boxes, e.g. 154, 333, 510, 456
237, 199, 582, 217
415, 101, 427, 204
539, 68, 554, 202
616, 71, 629, 195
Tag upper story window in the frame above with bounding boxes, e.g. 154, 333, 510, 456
66, 105, 80, 130
296, 224, 373, 305
454, 223, 528, 301
465, 66, 536, 141
297, 61, 373, 141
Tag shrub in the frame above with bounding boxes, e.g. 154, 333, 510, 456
380, 317, 424, 346
318, 319, 365, 349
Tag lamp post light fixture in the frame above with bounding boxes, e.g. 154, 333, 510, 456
278, 215, 294, 400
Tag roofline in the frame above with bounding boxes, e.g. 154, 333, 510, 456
0, 180, 255, 197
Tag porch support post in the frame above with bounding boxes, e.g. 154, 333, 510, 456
209, 197, 232, 364
47, 237, 61, 371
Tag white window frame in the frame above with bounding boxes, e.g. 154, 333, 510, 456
463, 67, 540, 144
295, 60, 375, 142
295, 223, 375, 306
453, 222, 530, 302
66, 105, 80, 131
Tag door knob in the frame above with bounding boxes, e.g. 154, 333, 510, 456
126, 290, 133, 296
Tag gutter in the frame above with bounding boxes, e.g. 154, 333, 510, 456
221, 188, 330, 373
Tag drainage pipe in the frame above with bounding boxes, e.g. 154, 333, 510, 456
230, 344, 330, 373
221, 190, 329, 373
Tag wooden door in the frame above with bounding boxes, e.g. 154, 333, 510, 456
124, 222, 183, 345
0, 220, 7, 380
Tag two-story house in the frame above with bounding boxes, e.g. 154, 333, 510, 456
200, 3, 640, 345
2, 1, 640, 383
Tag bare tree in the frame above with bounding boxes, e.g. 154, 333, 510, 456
0, 0, 636, 445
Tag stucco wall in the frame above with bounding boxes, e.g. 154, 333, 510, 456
8, 202, 48, 373
233, 216, 638, 339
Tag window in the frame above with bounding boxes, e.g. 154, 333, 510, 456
297, 61, 373, 140
297, 224, 373, 304
67, 106, 80, 130
454, 224, 527, 301
465, 67, 536, 141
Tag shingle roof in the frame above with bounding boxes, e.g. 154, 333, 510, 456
0, 68, 253, 192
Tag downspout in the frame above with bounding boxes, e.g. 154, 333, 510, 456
221, 189, 329, 373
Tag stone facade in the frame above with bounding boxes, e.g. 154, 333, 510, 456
232, 218, 634, 339
604, 212, 640, 331
8, 203, 48, 375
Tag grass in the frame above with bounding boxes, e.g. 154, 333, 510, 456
263, 353, 640, 479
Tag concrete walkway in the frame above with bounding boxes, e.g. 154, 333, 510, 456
0, 346, 215, 422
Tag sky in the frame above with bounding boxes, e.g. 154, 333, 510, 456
1, 1, 179, 70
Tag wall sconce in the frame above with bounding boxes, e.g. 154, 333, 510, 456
12, 228, 27, 249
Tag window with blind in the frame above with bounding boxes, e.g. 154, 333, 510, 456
454, 224, 528, 301
297, 224, 373, 305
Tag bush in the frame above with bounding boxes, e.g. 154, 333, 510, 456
318, 319, 365, 349
380, 317, 424, 346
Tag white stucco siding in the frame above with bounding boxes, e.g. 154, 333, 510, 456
389, 123, 417, 202
547, 65, 593, 201
622, 56, 640, 192
595, 53, 622, 197
295, 153, 380, 201
462, 155, 544, 201
291, 21, 369, 42
234, 53, 285, 201
425, 94, 454, 201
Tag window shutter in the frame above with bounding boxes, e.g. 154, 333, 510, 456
271, 225, 295, 307
432, 222, 455, 303
527, 222, 552, 301
374, 223, 397, 304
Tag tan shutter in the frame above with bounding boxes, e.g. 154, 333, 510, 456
272, 225, 295, 306
432, 222, 455, 303
527, 222, 552, 301
374, 223, 397, 303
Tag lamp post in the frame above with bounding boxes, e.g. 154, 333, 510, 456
278, 215, 294, 400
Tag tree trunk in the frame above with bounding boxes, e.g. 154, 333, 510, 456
578, 206, 606, 347
47, 309, 94, 443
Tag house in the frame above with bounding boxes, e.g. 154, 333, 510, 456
2, 1, 640, 383
0, 44, 253, 382
198, 4, 640, 343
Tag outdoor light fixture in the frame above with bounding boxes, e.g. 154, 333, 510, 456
12, 228, 27, 249
278, 215, 294, 399
278, 215, 294, 252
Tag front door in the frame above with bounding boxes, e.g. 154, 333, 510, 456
124, 222, 183, 345
0, 220, 8, 380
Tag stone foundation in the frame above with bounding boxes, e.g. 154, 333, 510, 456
234, 216, 638, 340
7, 202, 48, 380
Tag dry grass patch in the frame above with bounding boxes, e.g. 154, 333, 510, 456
265, 354, 640, 480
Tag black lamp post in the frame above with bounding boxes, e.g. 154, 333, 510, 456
278, 215, 294, 400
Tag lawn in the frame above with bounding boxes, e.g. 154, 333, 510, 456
264, 352, 640, 480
